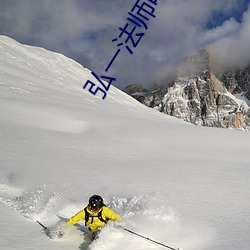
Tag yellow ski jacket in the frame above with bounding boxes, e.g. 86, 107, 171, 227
67, 206, 121, 233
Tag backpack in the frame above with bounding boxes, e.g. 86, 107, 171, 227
84, 206, 109, 226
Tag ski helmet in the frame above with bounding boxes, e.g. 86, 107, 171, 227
89, 195, 104, 210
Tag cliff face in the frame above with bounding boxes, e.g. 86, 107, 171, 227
124, 49, 250, 130
218, 66, 250, 99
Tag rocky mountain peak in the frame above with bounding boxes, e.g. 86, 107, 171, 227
177, 49, 210, 78
123, 49, 250, 130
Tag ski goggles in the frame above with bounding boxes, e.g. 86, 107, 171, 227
89, 205, 101, 212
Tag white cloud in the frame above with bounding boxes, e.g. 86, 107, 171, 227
209, 5, 250, 68
200, 17, 240, 45
0, 0, 249, 88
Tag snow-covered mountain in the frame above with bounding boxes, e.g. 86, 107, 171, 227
1, 36, 250, 250
124, 49, 250, 130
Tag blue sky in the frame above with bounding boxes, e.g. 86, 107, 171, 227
206, 0, 249, 28
0, 0, 249, 89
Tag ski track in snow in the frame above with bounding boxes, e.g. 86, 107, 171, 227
0, 100, 91, 134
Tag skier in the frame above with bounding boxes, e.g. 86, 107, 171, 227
66, 194, 121, 239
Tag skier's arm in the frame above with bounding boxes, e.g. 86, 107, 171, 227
104, 207, 122, 222
67, 209, 85, 225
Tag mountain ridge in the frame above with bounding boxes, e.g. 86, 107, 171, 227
123, 49, 250, 130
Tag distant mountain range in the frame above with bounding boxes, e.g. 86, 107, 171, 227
123, 49, 250, 130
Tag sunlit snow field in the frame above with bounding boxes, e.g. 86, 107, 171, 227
0, 36, 249, 250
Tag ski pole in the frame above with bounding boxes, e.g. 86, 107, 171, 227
37, 220, 48, 231
122, 227, 180, 250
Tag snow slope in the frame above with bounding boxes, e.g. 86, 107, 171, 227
0, 35, 250, 250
